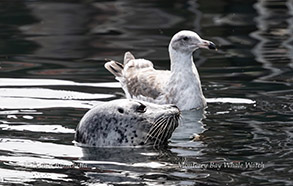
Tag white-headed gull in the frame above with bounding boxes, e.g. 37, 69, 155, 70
105, 30, 216, 110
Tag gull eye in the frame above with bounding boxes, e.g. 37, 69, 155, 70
182, 36, 189, 41
136, 103, 146, 113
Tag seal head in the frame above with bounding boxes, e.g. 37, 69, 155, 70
75, 99, 180, 147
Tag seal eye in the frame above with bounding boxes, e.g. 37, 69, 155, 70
118, 108, 124, 114
136, 103, 146, 113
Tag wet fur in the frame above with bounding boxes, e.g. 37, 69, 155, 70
75, 99, 180, 147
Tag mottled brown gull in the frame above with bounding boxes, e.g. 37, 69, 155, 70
105, 30, 216, 110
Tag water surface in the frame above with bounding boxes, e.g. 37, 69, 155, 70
0, 0, 292, 185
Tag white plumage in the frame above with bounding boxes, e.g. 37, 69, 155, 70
105, 30, 216, 110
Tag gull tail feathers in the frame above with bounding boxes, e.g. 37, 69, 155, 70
104, 60, 124, 77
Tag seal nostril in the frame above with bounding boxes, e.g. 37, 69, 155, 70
118, 108, 124, 113
171, 105, 179, 109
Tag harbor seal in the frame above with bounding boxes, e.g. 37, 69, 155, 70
75, 99, 180, 147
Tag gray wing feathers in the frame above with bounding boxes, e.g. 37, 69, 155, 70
105, 52, 169, 100
124, 51, 135, 65
125, 69, 164, 99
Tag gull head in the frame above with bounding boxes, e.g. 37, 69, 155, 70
169, 30, 216, 54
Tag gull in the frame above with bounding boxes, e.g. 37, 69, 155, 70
105, 30, 216, 110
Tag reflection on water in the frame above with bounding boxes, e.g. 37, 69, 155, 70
0, 0, 292, 185
252, 0, 293, 83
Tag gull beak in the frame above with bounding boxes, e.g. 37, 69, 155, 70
199, 40, 217, 50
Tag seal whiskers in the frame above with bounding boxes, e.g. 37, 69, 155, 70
75, 99, 180, 147
150, 118, 170, 146
145, 114, 179, 147
157, 117, 175, 145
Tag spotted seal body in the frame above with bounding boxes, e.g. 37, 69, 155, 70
75, 99, 180, 147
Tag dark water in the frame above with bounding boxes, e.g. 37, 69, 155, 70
0, 0, 292, 185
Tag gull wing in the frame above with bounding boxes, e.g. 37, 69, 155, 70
122, 52, 170, 99
124, 66, 170, 99
105, 52, 170, 100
